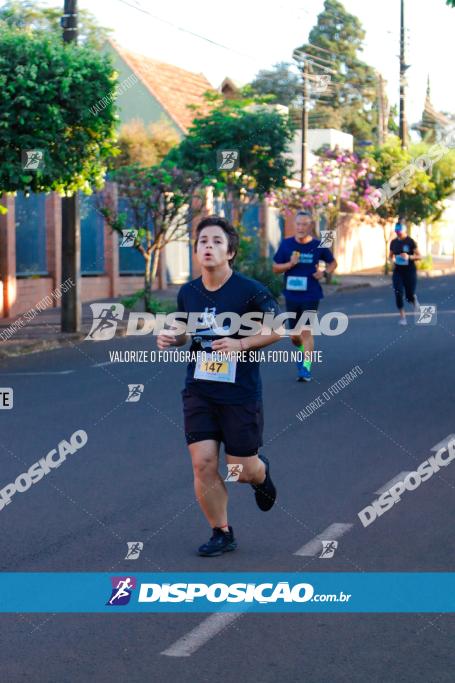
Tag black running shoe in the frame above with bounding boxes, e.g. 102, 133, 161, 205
197, 526, 237, 557
251, 454, 277, 511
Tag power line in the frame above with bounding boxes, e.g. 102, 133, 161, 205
116, 0, 390, 115
115, 0, 262, 63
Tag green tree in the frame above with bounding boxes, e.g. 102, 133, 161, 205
0, 0, 112, 47
296, 0, 378, 143
99, 163, 203, 312
249, 62, 301, 107
366, 136, 443, 273
111, 119, 180, 170
0, 28, 117, 195
388, 104, 399, 135
233, 224, 283, 297
167, 92, 295, 223
407, 140, 455, 254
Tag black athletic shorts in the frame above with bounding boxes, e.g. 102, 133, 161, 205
285, 299, 320, 331
181, 388, 263, 457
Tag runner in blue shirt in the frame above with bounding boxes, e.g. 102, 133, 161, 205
157, 216, 281, 557
273, 210, 337, 382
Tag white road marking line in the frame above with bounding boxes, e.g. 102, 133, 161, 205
0, 370, 74, 376
92, 362, 112, 367
431, 434, 455, 452
375, 472, 411, 494
294, 522, 353, 556
161, 612, 245, 657
348, 310, 455, 319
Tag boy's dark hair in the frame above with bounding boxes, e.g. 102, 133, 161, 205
194, 215, 239, 266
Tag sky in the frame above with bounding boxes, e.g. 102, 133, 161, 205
22, 0, 455, 128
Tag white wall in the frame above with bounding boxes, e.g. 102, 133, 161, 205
164, 238, 190, 284
286, 128, 354, 177
334, 216, 392, 274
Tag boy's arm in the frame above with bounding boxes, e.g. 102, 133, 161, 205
240, 329, 281, 351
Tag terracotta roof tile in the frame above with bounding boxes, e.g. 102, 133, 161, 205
110, 40, 214, 132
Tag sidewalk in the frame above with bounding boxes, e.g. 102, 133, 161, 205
324, 262, 455, 296
1, 263, 454, 359
0, 288, 180, 359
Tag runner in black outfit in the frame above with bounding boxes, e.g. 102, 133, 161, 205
157, 216, 281, 557
389, 221, 422, 325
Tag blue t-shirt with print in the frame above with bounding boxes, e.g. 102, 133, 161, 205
177, 271, 281, 405
273, 237, 335, 303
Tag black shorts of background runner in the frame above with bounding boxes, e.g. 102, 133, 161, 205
392, 269, 417, 309
285, 300, 320, 332
182, 388, 263, 457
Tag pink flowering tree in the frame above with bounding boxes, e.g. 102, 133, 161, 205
273, 147, 377, 229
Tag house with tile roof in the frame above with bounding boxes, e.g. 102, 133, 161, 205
103, 39, 214, 135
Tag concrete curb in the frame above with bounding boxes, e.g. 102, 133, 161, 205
324, 266, 455, 295
419, 267, 455, 278
330, 282, 373, 293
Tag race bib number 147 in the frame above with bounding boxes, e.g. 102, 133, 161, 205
194, 353, 237, 383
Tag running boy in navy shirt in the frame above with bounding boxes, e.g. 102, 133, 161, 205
157, 216, 281, 557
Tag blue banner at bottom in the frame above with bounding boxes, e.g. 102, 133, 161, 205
1, 573, 454, 613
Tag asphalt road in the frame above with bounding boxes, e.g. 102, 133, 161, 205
1, 275, 455, 683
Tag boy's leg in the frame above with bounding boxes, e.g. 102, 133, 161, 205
189, 439, 228, 529
222, 403, 277, 511
225, 453, 265, 484
226, 452, 276, 512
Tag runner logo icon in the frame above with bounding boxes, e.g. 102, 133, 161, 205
125, 542, 144, 560
225, 464, 244, 482
120, 229, 138, 247
126, 384, 144, 403
107, 577, 136, 606
416, 305, 437, 325
319, 540, 338, 558
217, 150, 239, 170
22, 150, 45, 170
319, 230, 335, 248
86, 304, 125, 340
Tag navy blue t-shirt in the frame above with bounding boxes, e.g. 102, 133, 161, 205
390, 236, 417, 271
273, 237, 334, 303
176, 271, 281, 405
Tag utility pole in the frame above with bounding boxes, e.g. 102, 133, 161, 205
300, 60, 309, 188
376, 72, 386, 146
293, 48, 309, 188
61, 0, 81, 332
399, 0, 409, 148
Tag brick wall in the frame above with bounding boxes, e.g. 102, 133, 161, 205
0, 195, 16, 317
13, 278, 54, 318
0, 189, 171, 320
81, 276, 111, 300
